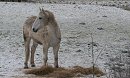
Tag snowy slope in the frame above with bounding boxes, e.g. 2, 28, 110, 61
0, 2, 130, 78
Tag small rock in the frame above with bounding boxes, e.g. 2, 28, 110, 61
76, 44, 80, 46
73, 2, 76, 4
88, 42, 98, 47
97, 27, 104, 30
76, 49, 82, 52
106, 53, 108, 54
111, 4, 116, 7
102, 15, 107, 17
128, 55, 130, 57
88, 44, 90, 45
36, 54, 39, 56
106, 55, 109, 57
125, 1, 128, 3
79, 22, 86, 25
122, 50, 129, 53
102, 4, 107, 6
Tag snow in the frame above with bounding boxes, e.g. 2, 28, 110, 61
0, 2, 130, 78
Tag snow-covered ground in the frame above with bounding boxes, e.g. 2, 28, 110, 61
0, 2, 130, 78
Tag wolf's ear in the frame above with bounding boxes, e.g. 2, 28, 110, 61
42, 8, 45, 12
39, 8, 45, 13
39, 7, 42, 11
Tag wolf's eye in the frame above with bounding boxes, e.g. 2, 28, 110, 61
39, 17, 42, 19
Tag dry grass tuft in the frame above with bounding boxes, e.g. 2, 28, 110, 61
48, 70, 74, 78
88, 66, 104, 76
71, 66, 104, 77
23, 65, 104, 78
24, 65, 55, 75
